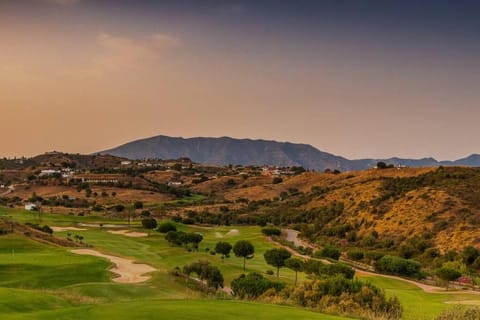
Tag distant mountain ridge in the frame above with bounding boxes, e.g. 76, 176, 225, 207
98, 135, 480, 171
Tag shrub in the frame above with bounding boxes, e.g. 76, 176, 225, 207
231, 273, 285, 298
261, 227, 282, 237
157, 222, 177, 233
347, 250, 364, 261
317, 245, 341, 260
375, 255, 423, 278
435, 307, 480, 320
141, 218, 158, 230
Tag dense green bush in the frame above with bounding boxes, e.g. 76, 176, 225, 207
231, 273, 285, 298
261, 227, 282, 236
317, 245, 341, 260
280, 275, 402, 320
375, 255, 423, 278
157, 221, 177, 233
183, 260, 224, 290
346, 250, 364, 261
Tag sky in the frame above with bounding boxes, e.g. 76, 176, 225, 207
1, 0, 480, 160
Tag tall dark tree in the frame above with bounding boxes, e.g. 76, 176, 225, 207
264, 248, 292, 277
233, 240, 255, 271
141, 218, 157, 230
215, 241, 233, 261
285, 257, 303, 285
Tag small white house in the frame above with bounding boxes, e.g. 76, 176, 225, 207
39, 169, 61, 177
121, 161, 132, 166
25, 204, 38, 211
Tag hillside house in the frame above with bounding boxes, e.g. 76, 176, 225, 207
25, 203, 38, 211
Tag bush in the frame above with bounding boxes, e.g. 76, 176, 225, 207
435, 307, 480, 320
261, 227, 282, 237
347, 250, 364, 261
317, 245, 341, 260
183, 260, 224, 290
141, 218, 158, 230
272, 177, 283, 184
375, 255, 423, 278
320, 263, 355, 279
182, 217, 195, 225
231, 273, 285, 298
157, 222, 177, 233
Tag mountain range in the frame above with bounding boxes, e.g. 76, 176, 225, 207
98, 135, 480, 171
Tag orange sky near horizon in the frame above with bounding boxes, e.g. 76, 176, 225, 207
1, 0, 480, 160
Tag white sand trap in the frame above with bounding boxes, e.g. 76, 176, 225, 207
51, 227, 87, 232
71, 249, 156, 283
225, 229, 239, 236
78, 223, 127, 228
445, 300, 480, 305
108, 230, 148, 238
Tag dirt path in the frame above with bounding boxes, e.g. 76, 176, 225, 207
71, 249, 156, 283
274, 229, 480, 295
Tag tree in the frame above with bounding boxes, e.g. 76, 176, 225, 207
318, 245, 341, 260
264, 248, 292, 277
157, 221, 177, 233
183, 260, 224, 290
134, 201, 144, 209
141, 218, 157, 230
215, 241, 232, 260
436, 267, 461, 290
285, 257, 303, 285
376, 161, 387, 169
462, 246, 479, 266
261, 227, 282, 237
233, 240, 255, 271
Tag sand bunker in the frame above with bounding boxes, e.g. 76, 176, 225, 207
51, 227, 87, 232
225, 229, 239, 236
71, 249, 156, 283
214, 232, 224, 238
108, 230, 148, 238
78, 223, 127, 228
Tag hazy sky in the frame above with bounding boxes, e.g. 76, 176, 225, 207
1, 0, 480, 160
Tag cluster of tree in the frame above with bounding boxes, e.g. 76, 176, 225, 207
28, 193, 90, 208
375, 255, 423, 279
183, 260, 224, 290
25, 223, 53, 235
277, 275, 402, 320
303, 260, 355, 280
231, 273, 285, 299
165, 231, 203, 251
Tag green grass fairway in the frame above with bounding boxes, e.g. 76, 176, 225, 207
2, 206, 479, 319
359, 274, 480, 320
3, 299, 351, 320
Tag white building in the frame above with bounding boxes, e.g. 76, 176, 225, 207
25, 204, 38, 211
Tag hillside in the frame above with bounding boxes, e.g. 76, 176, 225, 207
98, 135, 480, 171
185, 166, 480, 252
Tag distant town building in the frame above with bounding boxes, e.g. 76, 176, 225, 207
25, 203, 38, 211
